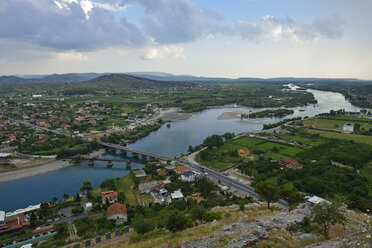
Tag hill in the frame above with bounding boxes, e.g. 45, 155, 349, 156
80, 73, 194, 90
0, 75, 34, 84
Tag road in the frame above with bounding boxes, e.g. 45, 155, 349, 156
11, 119, 288, 208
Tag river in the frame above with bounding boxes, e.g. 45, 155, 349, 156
0, 86, 360, 212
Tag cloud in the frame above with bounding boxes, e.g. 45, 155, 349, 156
312, 14, 346, 39
0, 0, 347, 61
141, 45, 185, 60
134, 0, 223, 44
0, 0, 146, 52
54, 51, 90, 61
234, 14, 346, 44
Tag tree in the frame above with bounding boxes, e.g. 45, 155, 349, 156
310, 201, 345, 239
255, 181, 279, 209
187, 145, 194, 154
52, 197, 58, 203
196, 177, 215, 198
280, 186, 304, 211
80, 180, 93, 192
191, 205, 207, 221
62, 194, 69, 200
203, 134, 223, 149
133, 218, 155, 234
118, 191, 126, 203
166, 210, 187, 232
223, 132, 235, 141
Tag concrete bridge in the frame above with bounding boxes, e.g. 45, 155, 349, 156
68, 157, 134, 168
98, 141, 172, 161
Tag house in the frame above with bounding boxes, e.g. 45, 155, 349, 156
171, 190, 184, 201
101, 191, 118, 204
133, 170, 147, 180
89, 119, 97, 126
36, 119, 47, 126
238, 148, 250, 158
180, 171, 196, 182
107, 203, 127, 225
175, 166, 189, 174
164, 165, 176, 171
0, 153, 12, 161
0, 211, 5, 226
343, 123, 354, 133
279, 157, 302, 169
84, 202, 92, 213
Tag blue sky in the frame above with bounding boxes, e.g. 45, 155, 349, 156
0, 0, 371, 79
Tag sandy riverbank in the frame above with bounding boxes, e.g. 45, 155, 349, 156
157, 107, 194, 122
0, 149, 106, 183
0, 160, 71, 183
217, 110, 260, 120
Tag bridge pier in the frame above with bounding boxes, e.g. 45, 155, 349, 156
107, 161, 113, 168
88, 160, 94, 166
126, 160, 131, 170
131, 152, 138, 159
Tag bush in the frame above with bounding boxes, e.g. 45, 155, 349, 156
203, 211, 222, 222
71, 206, 83, 214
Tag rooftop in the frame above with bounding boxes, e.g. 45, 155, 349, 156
107, 203, 127, 218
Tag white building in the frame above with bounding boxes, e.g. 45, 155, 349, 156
343, 123, 354, 133
171, 190, 184, 201
84, 202, 92, 213
0, 210, 5, 226
179, 171, 196, 182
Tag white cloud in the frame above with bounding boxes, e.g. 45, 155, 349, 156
234, 14, 346, 44
54, 51, 90, 61
142, 45, 185, 60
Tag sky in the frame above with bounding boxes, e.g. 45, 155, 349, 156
0, 0, 371, 79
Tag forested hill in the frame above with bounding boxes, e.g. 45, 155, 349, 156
81, 74, 194, 90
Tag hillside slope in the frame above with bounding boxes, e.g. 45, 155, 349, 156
94, 203, 371, 248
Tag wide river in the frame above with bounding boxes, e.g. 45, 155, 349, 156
0, 87, 360, 212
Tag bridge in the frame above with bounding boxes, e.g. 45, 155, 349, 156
11, 119, 288, 207
98, 142, 171, 161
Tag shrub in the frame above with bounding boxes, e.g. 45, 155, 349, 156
203, 211, 222, 222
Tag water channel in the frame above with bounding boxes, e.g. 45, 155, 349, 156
0, 86, 360, 212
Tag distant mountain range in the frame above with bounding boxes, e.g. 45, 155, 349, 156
0, 72, 371, 85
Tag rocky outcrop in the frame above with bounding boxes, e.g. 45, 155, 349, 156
181, 237, 218, 248
222, 210, 307, 248
225, 231, 259, 248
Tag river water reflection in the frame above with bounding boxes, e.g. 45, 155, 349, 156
0, 87, 360, 211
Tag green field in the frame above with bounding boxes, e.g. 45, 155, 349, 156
302, 117, 372, 131
306, 129, 372, 145
118, 175, 137, 206
196, 136, 304, 171
260, 132, 325, 146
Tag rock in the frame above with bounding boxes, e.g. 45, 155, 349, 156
296, 233, 317, 241
211, 219, 218, 225
222, 225, 233, 232
305, 234, 371, 248
244, 203, 259, 210
224, 231, 259, 248
252, 225, 268, 239
181, 237, 218, 248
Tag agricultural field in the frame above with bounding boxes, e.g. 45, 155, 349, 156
302, 117, 372, 131
259, 131, 325, 146
196, 136, 304, 171
305, 129, 372, 146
